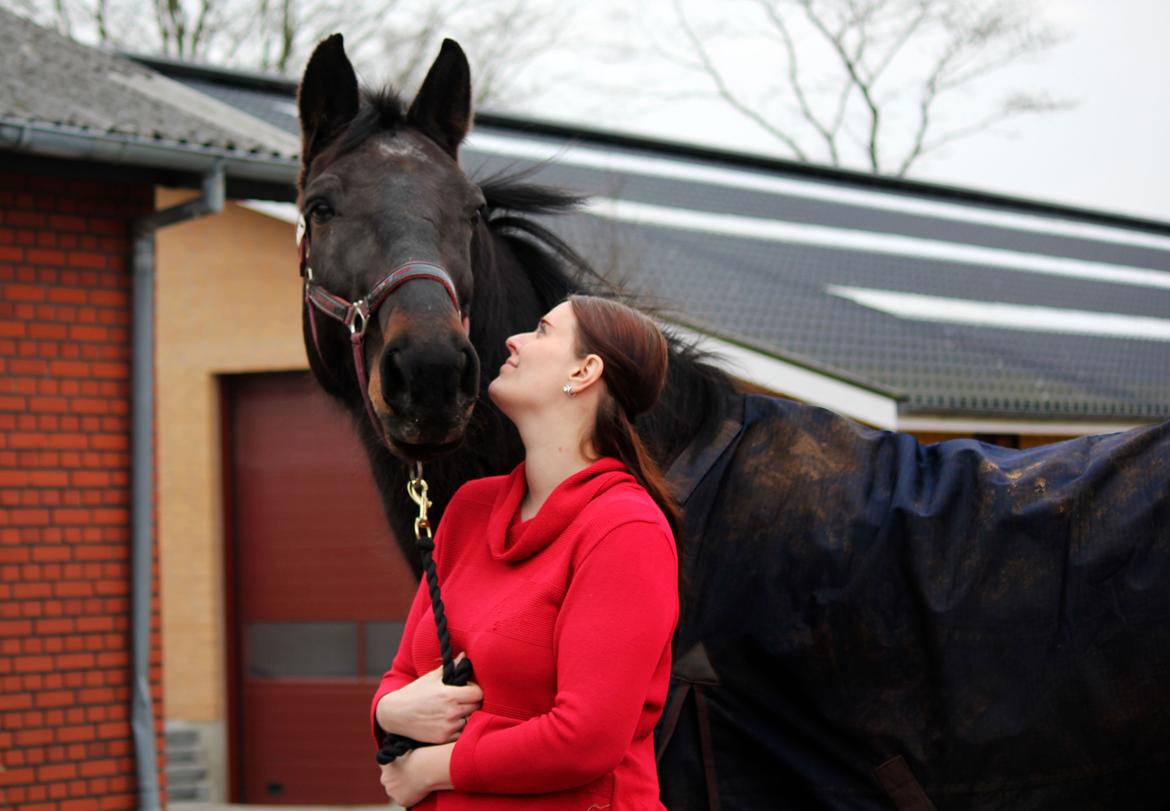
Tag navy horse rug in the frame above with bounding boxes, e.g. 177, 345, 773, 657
657, 394, 1170, 810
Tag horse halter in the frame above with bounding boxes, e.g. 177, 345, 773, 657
297, 213, 463, 444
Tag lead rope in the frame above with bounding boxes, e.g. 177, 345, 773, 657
376, 463, 475, 765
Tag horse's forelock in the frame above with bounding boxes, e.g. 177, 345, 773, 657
328, 87, 409, 160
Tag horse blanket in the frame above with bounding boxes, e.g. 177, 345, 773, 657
656, 394, 1170, 810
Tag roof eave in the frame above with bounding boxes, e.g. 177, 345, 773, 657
0, 117, 297, 197
894, 412, 1156, 437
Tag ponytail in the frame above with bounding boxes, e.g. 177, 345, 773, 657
568, 295, 682, 540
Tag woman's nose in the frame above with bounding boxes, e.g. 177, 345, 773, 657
505, 333, 521, 353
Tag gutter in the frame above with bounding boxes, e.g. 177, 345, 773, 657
0, 117, 296, 187
129, 164, 226, 811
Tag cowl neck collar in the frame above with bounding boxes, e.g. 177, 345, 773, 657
486, 457, 634, 562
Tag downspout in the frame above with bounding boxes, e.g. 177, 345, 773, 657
131, 164, 225, 811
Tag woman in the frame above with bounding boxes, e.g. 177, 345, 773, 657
371, 295, 681, 808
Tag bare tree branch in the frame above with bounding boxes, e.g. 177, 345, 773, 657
799, 1, 885, 172
673, 0, 811, 161
756, 0, 840, 163
665, 0, 1070, 175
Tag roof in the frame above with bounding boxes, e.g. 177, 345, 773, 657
41, 39, 1170, 427
0, 9, 297, 190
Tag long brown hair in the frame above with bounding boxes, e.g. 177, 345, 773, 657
569, 295, 682, 540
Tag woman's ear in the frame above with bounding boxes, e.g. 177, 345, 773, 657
569, 354, 604, 393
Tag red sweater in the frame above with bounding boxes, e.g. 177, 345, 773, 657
371, 457, 678, 809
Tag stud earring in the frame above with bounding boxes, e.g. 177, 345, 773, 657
562, 383, 575, 397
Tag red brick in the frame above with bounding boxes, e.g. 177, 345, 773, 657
51, 509, 90, 525
28, 470, 67, 487
25, 249, 65, 266
56, 726, 95, 743
75, 616, 112, 632
48, 361, 90, 377
61, 799, 99, 811
34, 618, 74, 635
0, 766, 35, 787
33, 690, 73, 708
66, 252, 106, 270
15, 728, 53, 746
8, 359, 47, 376
91, 509, 127, 526
0, 469, 30, 487
3, 284, 44, 302
48, 215, 86, 231
68, 325, 109, 342
27, 323, 67, 340
13, 583, 51, 599
90, 363, 128, 380
72, 399, 109, 415
0, 690, 32, 710
70, 471, 110, 487
97, 794, 136, 810
54, 582, 93, 598
88, 290, 125, 307
56, 654, 95, 670
95, 653, 128, 669
95, 718, 129, 739
30, 546, 69, 563
9, 509, 49, 526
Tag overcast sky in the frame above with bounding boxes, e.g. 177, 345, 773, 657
498, 0, 1169, 225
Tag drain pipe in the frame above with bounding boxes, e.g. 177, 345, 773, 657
130, 164, 225, 811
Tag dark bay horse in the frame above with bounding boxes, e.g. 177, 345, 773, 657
295, 35, 1170, 810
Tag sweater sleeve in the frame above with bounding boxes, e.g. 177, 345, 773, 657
449, 520, 678, 793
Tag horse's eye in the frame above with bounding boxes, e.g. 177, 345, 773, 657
469, 206, 485, 225
308, 202, 335, 224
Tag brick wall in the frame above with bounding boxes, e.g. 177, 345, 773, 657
0, 170, 165, 810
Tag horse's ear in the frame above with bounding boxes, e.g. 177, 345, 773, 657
407, 39, 472, 158
298, 34, 360, 175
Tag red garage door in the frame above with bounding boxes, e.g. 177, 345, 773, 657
224, 372, 416, 803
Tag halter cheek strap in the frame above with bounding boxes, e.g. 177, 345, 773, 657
298, 214, 463, 444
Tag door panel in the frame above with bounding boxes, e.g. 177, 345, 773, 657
226, 371, 415, 803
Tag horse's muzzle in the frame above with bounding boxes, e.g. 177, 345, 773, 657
376, 337, 479, 457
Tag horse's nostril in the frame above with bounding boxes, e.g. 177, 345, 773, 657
380, 347, 407, 404
460, 344, 479, 397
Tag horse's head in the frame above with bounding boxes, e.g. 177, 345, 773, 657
297, 35, 483, 461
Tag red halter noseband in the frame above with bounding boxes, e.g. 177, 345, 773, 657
298, 214, 463, 444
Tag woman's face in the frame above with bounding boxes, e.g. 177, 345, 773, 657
488, 301, 581, 416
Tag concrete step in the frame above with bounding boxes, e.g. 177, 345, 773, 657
167, 783, 211, 802
166, 727, 200, 747
167, 745, 202, 766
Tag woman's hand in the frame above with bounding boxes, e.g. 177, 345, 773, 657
375, 657, 483, 744
378, 744, 454, 807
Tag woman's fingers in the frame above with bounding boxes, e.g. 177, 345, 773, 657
451, 682, 483, 705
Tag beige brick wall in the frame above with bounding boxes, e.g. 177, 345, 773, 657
155, 189, 302, 723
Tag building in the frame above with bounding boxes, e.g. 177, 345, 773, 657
0, 10, 294, 809
2, 10, 1167, 806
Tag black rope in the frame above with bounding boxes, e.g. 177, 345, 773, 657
376, 531, 474, 765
